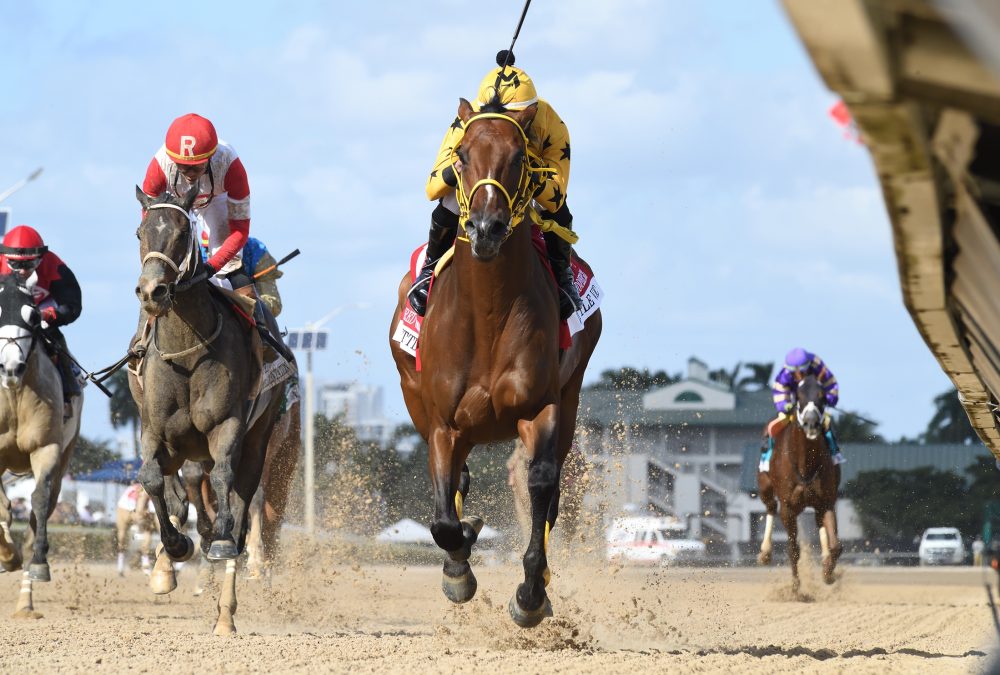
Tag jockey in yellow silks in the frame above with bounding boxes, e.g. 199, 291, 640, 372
408, 50, 584, 321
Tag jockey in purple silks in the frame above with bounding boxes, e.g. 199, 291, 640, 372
759, 347, 843, 472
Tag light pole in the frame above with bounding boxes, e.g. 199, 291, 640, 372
0, 167, 43, 205
289, 302, 370, 534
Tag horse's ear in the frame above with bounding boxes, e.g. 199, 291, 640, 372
135, 186, 152, 210
509, 103, 537, 132
457, 98, 475, 123
182, 184, 199, 212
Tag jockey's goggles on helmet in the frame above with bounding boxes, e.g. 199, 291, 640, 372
8, 257, 40, 272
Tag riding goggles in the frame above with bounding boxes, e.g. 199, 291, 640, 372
7, 257, 41, 272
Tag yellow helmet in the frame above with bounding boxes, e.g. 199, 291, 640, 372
476, 50, 537, 110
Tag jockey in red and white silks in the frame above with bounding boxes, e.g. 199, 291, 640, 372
141, 113, 251, 282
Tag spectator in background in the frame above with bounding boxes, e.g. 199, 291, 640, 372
973, 535, 985, 566
11, 498, 28, 521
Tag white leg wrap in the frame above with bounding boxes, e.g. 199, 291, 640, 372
761, 514, 775, 552
819, 526, 830, 559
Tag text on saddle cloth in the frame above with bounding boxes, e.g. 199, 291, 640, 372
392, 229, 603, 367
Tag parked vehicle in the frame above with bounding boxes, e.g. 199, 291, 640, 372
606, 516, 707, 565
918, 527, 966, 565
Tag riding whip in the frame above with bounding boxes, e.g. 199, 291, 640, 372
499, 0, 533, 69
40, 333, 113, 398
253, 248, 301, 280
831, 407, 878, 427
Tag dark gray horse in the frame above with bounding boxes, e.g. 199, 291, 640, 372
0, 274, 82, 618
131, 186, 285, 634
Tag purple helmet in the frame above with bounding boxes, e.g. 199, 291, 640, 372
785, 347, 811, 372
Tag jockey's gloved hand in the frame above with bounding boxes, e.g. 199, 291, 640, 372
825, 394, 838, 407
202, 262, 217, 278
40, 306, 58, 324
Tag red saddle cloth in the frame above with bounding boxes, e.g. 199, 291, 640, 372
392, 227, 602, 371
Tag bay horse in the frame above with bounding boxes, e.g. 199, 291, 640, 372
131, 186, 285, 634
0, 273, 82, 618
757, 374, 842, 593
389, 98, 602, 628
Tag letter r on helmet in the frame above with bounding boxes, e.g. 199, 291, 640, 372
180, 135, 196, 157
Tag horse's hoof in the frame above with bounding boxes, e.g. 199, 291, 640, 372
508, 594, 553, 629
12, 609, 43, 620
442, 567, 478, 604
213, 620, 237, 637
207, 539, 238, 561
167, 535, 195, 562
27, 563, 50, 582
757, 551, 772, 566
150, 568, 177, 595
1, 551, 23, 573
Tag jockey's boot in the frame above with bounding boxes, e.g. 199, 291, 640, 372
47, 330, 80, 420
825, 427, 844, 465
407, 203, 459, 317
234, 286, 295, 363
543, 228, 584, 321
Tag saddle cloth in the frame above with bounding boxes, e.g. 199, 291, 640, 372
392, 227, 603, 369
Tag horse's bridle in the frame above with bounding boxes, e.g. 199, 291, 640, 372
0, 284, 40, 384
140, 202, 201, 305
453, 112, 567, 245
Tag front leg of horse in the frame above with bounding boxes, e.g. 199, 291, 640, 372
781, 508, 801, 596
757, 479, 777, 566
25, 443, 61, 582
206, 418, 244, 560
139, 455, 194, 595
429, 430, 479, 604
821, 508, 842, 584
510, 404, 559, 628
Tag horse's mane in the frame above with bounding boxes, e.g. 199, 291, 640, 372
479, 94, 509, 114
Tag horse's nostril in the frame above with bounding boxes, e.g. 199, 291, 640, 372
14, 363, 25, 376
151, 284, 169, 301
135, 286, 142, 297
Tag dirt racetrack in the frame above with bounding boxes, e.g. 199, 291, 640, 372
0, 556, 993, 673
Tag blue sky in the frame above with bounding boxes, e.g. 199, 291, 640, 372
0, 0, 952, 444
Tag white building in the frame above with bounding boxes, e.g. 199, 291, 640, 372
318, 382, 394, 445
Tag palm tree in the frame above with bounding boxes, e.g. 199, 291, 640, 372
736, 362, 774, 391
107, 369, 140, 458
922, 388, 977, 444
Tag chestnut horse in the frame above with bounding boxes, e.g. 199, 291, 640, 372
757, 374, 842, 593
390, 98, 602, 628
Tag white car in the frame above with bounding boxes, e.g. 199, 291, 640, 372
606, 516, 707, 566
918, 527, 966, 565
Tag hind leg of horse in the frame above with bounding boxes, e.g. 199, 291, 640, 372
428, 427, 478, 604
821, 508, 842, 584
115, 508, 130, 575
0, 479, 22, 572
229, 419, 273, 558
261, 407, 300, 569
510, 403, 559, 628
182, 461, 214, 553
758, 480, 778, 566
245, 486, 265, 579
781, 507, 801, 595
205, 418, 245, 560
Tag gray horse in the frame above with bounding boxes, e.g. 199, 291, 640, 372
131, 186, 285, 635
0, 274, 82, 618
